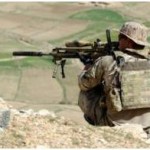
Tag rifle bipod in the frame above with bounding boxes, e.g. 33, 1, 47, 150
52, 59, 66, 78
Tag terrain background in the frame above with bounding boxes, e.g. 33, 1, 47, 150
0, 2, 150, 124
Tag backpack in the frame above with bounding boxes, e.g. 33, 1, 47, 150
108, 53, 150, 112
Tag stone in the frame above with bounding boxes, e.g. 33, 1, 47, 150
0, 110, 11, 128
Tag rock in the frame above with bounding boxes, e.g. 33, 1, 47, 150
11, 109, 20, 115
37, 109, 54, 116
0, 98, 12, 129
18, 109, 34, 117
113, 123, 148, 139
0, 110, 11, 128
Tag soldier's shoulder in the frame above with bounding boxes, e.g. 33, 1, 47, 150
95, 55, 114, 66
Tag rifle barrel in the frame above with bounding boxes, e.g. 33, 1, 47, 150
12, 51, 79, 59
13, 51, 48, 56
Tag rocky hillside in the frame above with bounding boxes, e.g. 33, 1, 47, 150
0, 98, 150, 148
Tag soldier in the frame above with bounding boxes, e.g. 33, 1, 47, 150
78, 22, 150, 138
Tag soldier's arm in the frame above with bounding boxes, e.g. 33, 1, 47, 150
78, 55, 115, 91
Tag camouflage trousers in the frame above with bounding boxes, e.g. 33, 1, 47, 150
78, 85, 114, 126
78, 89, 150, 138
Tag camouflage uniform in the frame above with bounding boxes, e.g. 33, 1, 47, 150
78, 22, 150, 137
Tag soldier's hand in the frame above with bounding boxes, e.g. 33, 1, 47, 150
76, 52, 93, 65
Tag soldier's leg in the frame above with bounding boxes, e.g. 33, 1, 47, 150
84, 114, 95, 125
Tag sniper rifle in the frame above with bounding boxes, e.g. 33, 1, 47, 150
13, 29, 119, 78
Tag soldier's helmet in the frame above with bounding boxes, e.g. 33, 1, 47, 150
119, 22, 150, 46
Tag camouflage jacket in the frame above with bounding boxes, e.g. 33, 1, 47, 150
78, 48, 150, 129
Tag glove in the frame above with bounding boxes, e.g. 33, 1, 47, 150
77, 52, 93, 65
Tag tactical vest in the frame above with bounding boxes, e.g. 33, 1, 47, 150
108, 49, 150, 112
120, 60, 150, 110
